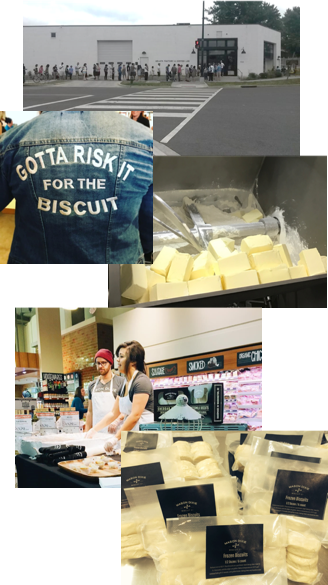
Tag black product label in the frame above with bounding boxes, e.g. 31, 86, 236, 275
206, 524, 264, 578
123, 432, 158, 452
156, 484, 216, 524
271, 452, 321, 464
149, 364, 178, 378
214, 383, 223, 423
265, 433, 303, 445
271, 470, 328, 520
237, 350, 262, 366
173, 436, 203, 443
121, 489, 130, 509
163, 391, 179, 400
121, 462, 164, 489
187, 356, 224, 373
240, 433, 248, 445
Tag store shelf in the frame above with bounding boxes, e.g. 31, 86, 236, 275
139, 423, 248, 431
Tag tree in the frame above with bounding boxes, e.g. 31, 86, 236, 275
281, 7, 300, 57
206, 1, 282, 31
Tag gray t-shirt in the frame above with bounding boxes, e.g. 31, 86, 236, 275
88, 374, 125, 401
128, 371, 154, 413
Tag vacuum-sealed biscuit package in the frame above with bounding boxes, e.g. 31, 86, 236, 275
144, 514, 288, 585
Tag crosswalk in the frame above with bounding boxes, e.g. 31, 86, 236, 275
68, 87, 222, 143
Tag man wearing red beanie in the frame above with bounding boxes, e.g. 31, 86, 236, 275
85, 349, 125, 433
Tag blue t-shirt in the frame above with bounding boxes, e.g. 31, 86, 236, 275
71, 396, 87, 419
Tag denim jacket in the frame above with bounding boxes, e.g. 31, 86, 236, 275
0, 111, 153, 264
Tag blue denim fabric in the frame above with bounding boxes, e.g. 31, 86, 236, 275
0, 111, 153, 264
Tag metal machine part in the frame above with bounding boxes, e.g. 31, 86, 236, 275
153, 194, 203, 252
153, 216, 280, 249
183, 199, 213, 248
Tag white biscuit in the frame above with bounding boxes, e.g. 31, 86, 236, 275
287, 531, 321, 557
174, 441, 193, 462
287, 563, 319, 584
178, 460, 199, 480
190, 441, 213, 464
287, 551, 318, 570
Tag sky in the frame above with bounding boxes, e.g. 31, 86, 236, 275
6, 112, 38, 125
23, 0, 300, 26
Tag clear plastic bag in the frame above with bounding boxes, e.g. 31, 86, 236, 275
226, 431, 324, 472
121, 445, 182, 485
121, 430, 173, 452
144, 515, 288, 585
121, 506, 151, 562
242, 445, 328, 582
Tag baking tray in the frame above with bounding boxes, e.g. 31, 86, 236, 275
58, 454, 121, 482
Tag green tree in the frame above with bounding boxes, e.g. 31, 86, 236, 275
281, 7, 300, 57
206, 1, 282, 31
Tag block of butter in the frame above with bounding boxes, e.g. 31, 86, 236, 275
136, 289, 150, 304
242, 209, 263, 223
249, 250, 283, 271
222, 270, 259, 290
321, 256, 327, 272
241, 235, 273, 255
151, 246, 178, 277
299, 249, 326, 276
217, 252, 251, 276
190, 251, 216, 280
147, 268, 166, 289
188, 276, 222, 296
150, 282, 189, 302
289, 265, 307, 279
221, 238, 235, 252
121, 264, 147, 301
258, 264, 291, 284
274, 244, 293, 268
167, 253, 194, 283
208, 238, 234, 260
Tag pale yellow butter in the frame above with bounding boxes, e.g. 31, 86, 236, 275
121, 296, 135, 306
289, 265, 307, 279
242, 209, 263, 223
188, 276, 222, 296
151, 246, 178, 277
217, 252, 251, 276
222, 270, 259, 290
150, 282, 189, 301
208, 238, 234, 260
258, 264, 291, 284
190, 251, 216, 280
299, 248, 326, 276
147, 269, 166, 289
321, 256, 327, 272
120, 264, 147, 300
167, 253, 194, 282
249, 250, 283, 271
274, 244, 293, 268
241, 235, 273, 255
221, 238, 235, 252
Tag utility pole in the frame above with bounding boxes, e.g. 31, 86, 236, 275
200, 1, 205, 82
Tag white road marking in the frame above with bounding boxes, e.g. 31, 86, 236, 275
72, 104, 196, 110
161, 88, 223, 143
23, 96, 94, 109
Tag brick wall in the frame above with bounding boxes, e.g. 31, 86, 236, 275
62, 322, 114, 387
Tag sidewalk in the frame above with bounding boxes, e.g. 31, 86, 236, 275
24, 75, 300, 87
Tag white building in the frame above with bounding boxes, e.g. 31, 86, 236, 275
23, 23, 281, 77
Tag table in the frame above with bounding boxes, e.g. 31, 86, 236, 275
15, 454, 121, 488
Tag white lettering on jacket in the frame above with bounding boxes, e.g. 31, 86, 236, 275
16, 145, 135, 183
37, 197, 118, 216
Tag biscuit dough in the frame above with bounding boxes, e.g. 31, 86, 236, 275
190, 441, 213, 464
174, 441, 193, 462
121, 543, 150, 560
287, 531, 321, 557
287, 551, 318, 570
196, 458, 223, 479
178, 460, 199, 480
121, 533, 141, 547
287, 564, 319, 584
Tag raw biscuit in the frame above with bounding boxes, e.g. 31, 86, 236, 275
190, 441, 213, 464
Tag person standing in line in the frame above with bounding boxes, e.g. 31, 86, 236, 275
144, 63, 148, 81
151, 65, 154, 79
83, 63, 88, 79
93, 64, 96, 79
45, 64, 50, 79
177, 64, 182, 81
39, 65, 44, 75
185, 64, 189, 81
126, 63, 130, 80
130, 63, 135, 82
23, 64, 26, 84
96, 63, 101, 79
216, 62, 221, 79
69, 65, 73, 79
157, 63, 161, 76
137, 65, 142, 80
118, 63, 122, 81
104, 63, 108, 80
171, 63, 177, 81
221, 60, 225, 77
192, 65, 196, 78
75, 62, 80, 77
166, 64, 171, 81
112, 65, 115, 80
122, 64, 126, 80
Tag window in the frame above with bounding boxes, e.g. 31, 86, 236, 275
227, 40, 236, 47
51, 32, 56, 38
217, 40, 225, 47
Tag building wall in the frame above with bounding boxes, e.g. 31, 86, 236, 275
23, 24, 281, 76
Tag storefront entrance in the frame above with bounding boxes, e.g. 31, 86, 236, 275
197, 38, 238, 76
264, 41, 275, 72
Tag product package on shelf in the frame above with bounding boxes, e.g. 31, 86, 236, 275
121, 431, 173, 452
121, 445, 182, 486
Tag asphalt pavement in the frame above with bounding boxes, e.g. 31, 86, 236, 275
23, 81, 299, 156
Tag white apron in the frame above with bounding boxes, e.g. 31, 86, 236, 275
119, 371, 154, 431
92, 376, 115, 433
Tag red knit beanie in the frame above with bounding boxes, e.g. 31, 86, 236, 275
95, 349, 114, 366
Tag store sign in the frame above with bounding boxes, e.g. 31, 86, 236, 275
15, 415, 32, 434
15, 398, 37, 410
187, 355, 224, 373
38, 412, 56, 431
149, 364, 178, 378
237, 349, 262, 366
60, 411, 80, 433
42, 373, 65, 381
